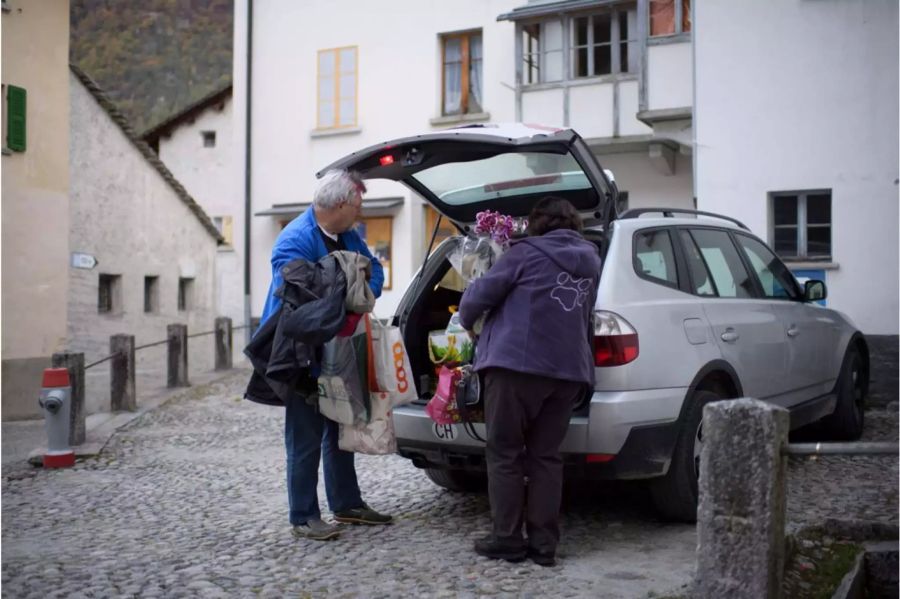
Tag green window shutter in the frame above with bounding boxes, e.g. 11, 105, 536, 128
7, 85, 26, 152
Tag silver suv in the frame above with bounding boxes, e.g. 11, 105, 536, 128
320, 124, 869, 521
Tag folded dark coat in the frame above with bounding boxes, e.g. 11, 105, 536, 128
244, 255, 347, 406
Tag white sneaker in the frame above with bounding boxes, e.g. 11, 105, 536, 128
291, 518, 341, 541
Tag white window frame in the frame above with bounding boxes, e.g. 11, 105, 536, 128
521, 6, 637, 87
521, 19, 564, 85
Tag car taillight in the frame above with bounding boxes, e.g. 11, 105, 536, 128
593, 310, 639, 367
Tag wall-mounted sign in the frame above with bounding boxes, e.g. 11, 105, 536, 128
71, 252, 98, 270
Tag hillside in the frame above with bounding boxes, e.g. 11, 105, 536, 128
70, 0, 232, 134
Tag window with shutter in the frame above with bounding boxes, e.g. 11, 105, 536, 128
7, 85, 26, 152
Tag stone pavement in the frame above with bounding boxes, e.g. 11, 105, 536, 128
1, 369, 897, 598
1, 366, 236, 467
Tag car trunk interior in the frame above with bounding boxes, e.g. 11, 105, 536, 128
398, 229, 607, 409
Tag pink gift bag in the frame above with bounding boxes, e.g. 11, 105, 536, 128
425, 366, 462, 425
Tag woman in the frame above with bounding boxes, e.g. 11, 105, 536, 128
458, 196, 601, 567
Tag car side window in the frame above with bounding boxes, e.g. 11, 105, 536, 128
734, 234, 801, 300
634, 229, 678, 287
687, 229, 754, 299
678, 230, 717, 296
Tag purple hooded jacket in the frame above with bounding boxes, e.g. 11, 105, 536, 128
458, 229, 601, 385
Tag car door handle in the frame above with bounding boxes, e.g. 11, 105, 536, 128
721, 329, 739, 343
787, 326, 800, 338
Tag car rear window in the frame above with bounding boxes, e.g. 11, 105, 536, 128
634, 229, 678, 287
412, 151, 592, 206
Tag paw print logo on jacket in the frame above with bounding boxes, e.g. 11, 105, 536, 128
550, 273, 592, 312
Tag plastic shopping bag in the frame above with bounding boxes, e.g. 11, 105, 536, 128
318, 320, 370, 425
338, 391, 397, 455
338, 416, 397, 455
367, 317, 418, 407
448, 236, 504, 284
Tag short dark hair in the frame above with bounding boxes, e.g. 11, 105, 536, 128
527, 196, 583, 236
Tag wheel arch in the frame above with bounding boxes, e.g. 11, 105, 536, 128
675, 360, 744, 425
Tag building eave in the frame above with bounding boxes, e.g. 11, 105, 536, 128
255, 198, 405, 218
141, 82, 233, 145
497, 0, 621, 22
636, 107, 692, 127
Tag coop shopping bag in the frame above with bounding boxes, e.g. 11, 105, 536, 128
367, 317, 417, 407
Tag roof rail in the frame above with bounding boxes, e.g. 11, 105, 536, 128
617, 208, 749, 231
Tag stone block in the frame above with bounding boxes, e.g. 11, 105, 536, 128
215, 317, 232, 371
167, 324, 189, 388
110, 334, 136, 411
695, 398, 789, 599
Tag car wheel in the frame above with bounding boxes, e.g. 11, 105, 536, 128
649, 389, 722, 523
424, 468, 486, 492
818, 345, 866, 441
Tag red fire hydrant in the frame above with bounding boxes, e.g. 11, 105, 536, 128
38, 368, 75, 468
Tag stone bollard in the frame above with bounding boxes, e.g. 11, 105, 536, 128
167, 324, 189, 388
110, 334, 136, 412
50, 352, 86, 446
695, 398, 789, 599
214, 317, 233, 371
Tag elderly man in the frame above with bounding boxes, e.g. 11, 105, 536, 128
259, 169, 391, 541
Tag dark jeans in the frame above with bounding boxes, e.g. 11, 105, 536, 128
284, 396, 363, 525
483, 367, 583, 554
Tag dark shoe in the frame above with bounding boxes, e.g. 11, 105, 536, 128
291, 518, 341, 541
333, 504, 393, 525
474, 535, 526, 563
527, 547, 556, 567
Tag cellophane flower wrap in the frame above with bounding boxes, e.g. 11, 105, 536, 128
449, 210, 527, 284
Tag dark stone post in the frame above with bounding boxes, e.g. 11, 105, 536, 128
50, 352, 86, 446
110, 334, 136, 411
215, 317, 233, 371
167, 324, 189, 388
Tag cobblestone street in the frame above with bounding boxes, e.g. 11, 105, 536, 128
2, 369, 897, 598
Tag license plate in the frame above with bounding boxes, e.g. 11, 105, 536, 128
432, 423, 458, 441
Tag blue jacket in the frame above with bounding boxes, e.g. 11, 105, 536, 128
260, 208, 383, 326
458, 229, 601, 385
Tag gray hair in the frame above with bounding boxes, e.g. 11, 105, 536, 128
314, 170, 366, 210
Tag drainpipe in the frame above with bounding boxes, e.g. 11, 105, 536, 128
243, 0, 253, 342
690, 0, 698, 208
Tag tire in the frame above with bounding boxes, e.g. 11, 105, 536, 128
818, 345, 866, 441
649, 389, 722, 522
424, 468, 486, 492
